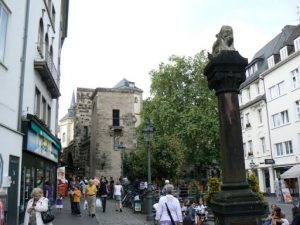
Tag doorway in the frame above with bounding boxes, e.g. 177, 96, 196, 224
7, 155, 20, 225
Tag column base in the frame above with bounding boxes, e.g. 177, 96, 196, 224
210, 183, 268, 225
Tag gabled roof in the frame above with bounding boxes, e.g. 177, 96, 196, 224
240, 25, 297, 89
113, 78, 142, 91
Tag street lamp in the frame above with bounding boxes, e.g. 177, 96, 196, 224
118, 143, 126, 179
143, 122, 154, 221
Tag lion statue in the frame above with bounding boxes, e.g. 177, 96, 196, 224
210, 25, 235, 58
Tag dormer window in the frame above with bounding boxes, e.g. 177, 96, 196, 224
294, 36, 300, 52
267, 56, 275, 68
280, 46, 288, 61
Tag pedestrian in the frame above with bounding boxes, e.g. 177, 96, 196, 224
162, 180, 174, 195
292, 206, 300, 225
85, 179, 97, 218
55, 193, 63, 212
23, 187, 52, 225
271, 206, 283, 225
281, 213, 289, 225
263, 204, 278, 225
98, 179, 109, 212
109, 177, 115, 199
114, 181, 123, 212
182, 206, 192, 225
44, 181, 53, 207
68, 176, 77, 214
155, 184, 183, 225
187, 200, 196, 225
72, 186, 82, 216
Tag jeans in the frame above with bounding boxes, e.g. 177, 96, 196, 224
74, 202, 81, 215
101, 196, 107, 212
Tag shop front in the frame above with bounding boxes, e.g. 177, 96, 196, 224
19, 115, 61, 223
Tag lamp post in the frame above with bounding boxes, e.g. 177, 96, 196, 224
118, 142, 126, 179
143, 122, 154, 221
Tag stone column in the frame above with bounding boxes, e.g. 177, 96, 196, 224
268, 166, 275, 194
204, 50, 267, 225
257, 168, 265, 193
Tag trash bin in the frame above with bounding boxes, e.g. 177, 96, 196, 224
133, 199, 142, 213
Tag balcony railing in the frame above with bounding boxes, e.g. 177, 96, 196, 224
34, 45, 61, 98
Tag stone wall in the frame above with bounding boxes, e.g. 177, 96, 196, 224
90, 88, 142, 179
73, 87, 94, 177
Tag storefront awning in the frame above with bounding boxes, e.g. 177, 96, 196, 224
281, 164, 300, 179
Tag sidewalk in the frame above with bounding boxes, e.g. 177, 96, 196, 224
52, 197, 151, 225
52, 197, 99, 225
95, 199, 151, 225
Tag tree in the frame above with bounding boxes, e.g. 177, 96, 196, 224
125, 51, 220, 181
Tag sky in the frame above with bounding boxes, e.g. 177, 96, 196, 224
59, 0, 299, 118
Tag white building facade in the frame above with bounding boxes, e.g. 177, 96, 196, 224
240, 25, 300, 197
0, 0, 69, 224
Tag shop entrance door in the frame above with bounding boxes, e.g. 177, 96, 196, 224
7, 155, 19, 225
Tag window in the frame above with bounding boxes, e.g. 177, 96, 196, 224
291, 68, 300, 89
45, 34, 49, 61
271, 110, 289, 128
245, 113, 251, 127
51, 6, 56, 28
280, 47, 288, 61
276, 141, 293, 156
112, 109, 120, 126
240, 114, 244, 130
0, 3, 8, 63
267, 56, 275, 68
37, 19, 44, 56
276, 143, 283, 156
256, 82, 260, 95
248, 140, 253, 156
260, 137, 266, 154
239, 94, 243, 105
296, 100, 300, 120
258, 109, 263, 124
294, 37, 300, 52
42, 97, 46, 122
47, 105, 51, 126
83, 126, 88, 137
246, 88, 251, 101
34, 88, 41, 117
269, 81, 285, 100
62, 133, 66, 142
243, 143, 246, 157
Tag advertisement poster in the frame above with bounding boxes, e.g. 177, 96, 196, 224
282, 187, 293, 203
57, 167, 67, 197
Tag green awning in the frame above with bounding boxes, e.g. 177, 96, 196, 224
30, 122, 61, 150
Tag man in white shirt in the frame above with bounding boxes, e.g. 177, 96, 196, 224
155, 184, 183, 225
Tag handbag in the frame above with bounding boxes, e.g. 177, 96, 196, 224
165, 202, 176, 225
41, 209, 55, 223
96, 198, 102, 208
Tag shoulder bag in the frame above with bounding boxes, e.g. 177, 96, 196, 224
41, 198, 55, 223
165, 202, 176, 225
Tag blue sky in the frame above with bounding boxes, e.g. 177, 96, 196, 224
59, 0, 299, 118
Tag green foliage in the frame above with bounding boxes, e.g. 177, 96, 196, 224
204, 177, 221, 204
247, 173, 265, 202
125, 51, 220, 181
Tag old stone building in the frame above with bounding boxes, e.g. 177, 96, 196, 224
73, 87, 94, 177
90, 79, 142, 179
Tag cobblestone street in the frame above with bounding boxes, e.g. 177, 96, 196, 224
95, 199, 151, 225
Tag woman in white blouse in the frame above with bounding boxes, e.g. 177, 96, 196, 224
23, 187, 52, 225
155, 184, 183, 225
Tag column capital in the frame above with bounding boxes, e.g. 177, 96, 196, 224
204, 51, 248, 94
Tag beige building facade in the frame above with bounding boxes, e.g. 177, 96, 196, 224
90, 79, 142, 179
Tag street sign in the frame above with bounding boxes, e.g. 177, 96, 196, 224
265, 159, 275, 164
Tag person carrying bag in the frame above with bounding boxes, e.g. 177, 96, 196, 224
155, 184, 183, 225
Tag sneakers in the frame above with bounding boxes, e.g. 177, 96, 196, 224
91, 214, 95, 218
120, 208, 122, 212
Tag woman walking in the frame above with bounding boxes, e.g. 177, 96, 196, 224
23, 187, 52, 225
113, 181, 123, 212
98, 179, 109, 212
155, 184, 183, 225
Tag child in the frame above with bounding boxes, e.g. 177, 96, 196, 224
56, 194, 63, 212
72, 186, 81, 216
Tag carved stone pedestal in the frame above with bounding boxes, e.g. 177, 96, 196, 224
204, 51, 267, 225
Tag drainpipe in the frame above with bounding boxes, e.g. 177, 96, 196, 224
17, 0, 30, 131
261, 76, 275, 193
